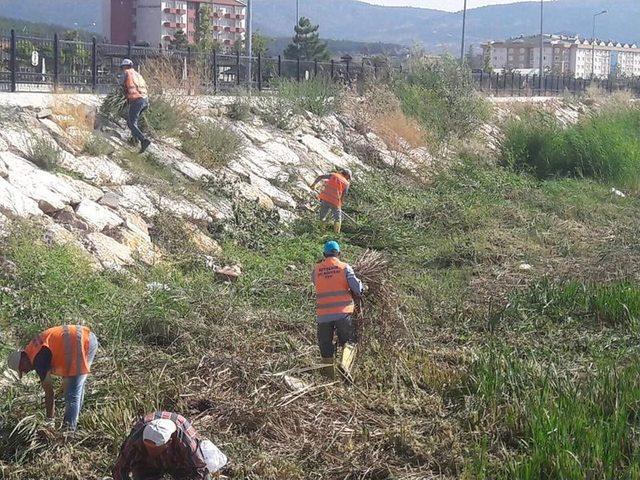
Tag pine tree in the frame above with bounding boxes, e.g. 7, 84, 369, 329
171, 29, 189, 51
283, 17, 330, 61
195, 4, 214, 50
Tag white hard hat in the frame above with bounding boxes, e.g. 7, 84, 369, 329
200, 440, 228, 473
120, 58, 134, 67
341, 168, 353, 180
6, 350, 23, 379
143, 419, 177, 446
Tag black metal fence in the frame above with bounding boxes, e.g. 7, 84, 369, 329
2, 29, 639, 97
473, 71, 640, 97
0, 29, 393, 94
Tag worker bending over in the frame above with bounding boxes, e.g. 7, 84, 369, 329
7, 325, 99, 431
312, 241, 364, 377
311, 168, 352, 234
121, 58, 151, 153
113, 411, 227, 480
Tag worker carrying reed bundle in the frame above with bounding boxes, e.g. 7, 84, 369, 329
312, 241, 364, 378
311, 168, 353, 234
113, 411, 227, 480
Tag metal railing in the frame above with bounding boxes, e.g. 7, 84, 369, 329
473, 71, 640, 97
1, 29, 638, 97
0, 29, 394, 94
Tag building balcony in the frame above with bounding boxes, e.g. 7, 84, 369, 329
163, 21, 186, 29
163, 8, 186, 14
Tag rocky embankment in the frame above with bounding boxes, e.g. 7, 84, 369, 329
0, 93, 588, 272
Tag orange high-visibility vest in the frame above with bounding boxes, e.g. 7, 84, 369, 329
124, 70, 148, 101
319, 173, 349, 209
24, 325, 92, 377
314, 257, 355, 318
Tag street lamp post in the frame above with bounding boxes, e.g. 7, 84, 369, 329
591, 10, 607, 78
460, 0, 468, 62
538, 0, 544, 91
247, 0, 252, 91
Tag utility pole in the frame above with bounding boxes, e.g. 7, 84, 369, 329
460, 0, 468, 62
247, 0, 252, 91
296, 0, 300, 59
538, 0, 544, 92
591, 10, 607, 78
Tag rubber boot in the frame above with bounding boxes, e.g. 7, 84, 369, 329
339, 343, 357, 377
333, 221, 342, 234
320, 357, 335, 379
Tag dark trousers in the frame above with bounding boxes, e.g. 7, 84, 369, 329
127, 97, 149, 143
317, 316, 356, 358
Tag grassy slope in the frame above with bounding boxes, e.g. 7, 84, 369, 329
1, 122, 640, 478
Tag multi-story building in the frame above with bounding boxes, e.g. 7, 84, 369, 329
483, 34, 640, 78
107, 0, 246, 50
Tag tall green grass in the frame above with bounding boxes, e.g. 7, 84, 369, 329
271, 77, 341, 117
469, 347, 640, 479
502, 107, 640, 190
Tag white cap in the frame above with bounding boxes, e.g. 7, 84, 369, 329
200, 440, 228, 473
7, 350, 22, 378
143, 419, 177, 446
120, 58, 134, 67
341, 168, 353, 180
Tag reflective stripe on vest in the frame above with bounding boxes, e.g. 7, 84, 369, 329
314, 257, 355, 318
124, 70, 148, 101
24, 325, 91, 377
319, 173, 349, 208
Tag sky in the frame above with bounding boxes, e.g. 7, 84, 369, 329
361, 0, 535, 11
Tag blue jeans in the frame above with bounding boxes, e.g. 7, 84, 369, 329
62, 332, 99, 431
318, 200, 342, 222
127, 97, 149, 143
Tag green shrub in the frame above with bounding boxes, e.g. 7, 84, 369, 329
272, 77, 341, 116
26, 137, 61, 171
83, 133, 115, 156
259, 95, 297, 130
145, 95, 186, 135
227, 95, 252, 121
181, 121, 243, 169
501, 107, 640, 190
394, 54, 489, 140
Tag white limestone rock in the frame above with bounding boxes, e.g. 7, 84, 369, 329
300, 134, 359, 169
85, 232, 134, 269
150, 143, 215, 181
0, 151, 82, 213
57, 174, 104, 202
262, 141, 300, 165
249, 174, 296, 209
75, 199, 124, 231
0, 177, 43, 218
58, 152, 132, 185
109, 185, 159, 217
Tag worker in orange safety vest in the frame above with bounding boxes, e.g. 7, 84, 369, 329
312, 241, 363, 377
6, 325, 99, 431
311, 168, 352, 234
121, 58, 151, 153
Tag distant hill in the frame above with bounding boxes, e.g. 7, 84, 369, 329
0, 16, 93, 39
1, 0, 638, 51
265, 36, 407, 58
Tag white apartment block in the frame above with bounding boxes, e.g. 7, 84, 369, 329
483, 35, 640, 79
109, 0, 246, 51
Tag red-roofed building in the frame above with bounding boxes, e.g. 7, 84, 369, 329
107, 0, 246, 51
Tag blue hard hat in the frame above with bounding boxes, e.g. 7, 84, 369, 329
323, 241, 340, 255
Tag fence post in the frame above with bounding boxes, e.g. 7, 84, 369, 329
213, 50, 217, 94
330, 59, 334, 80
127, 40, 132, 58
91, 37, 98, 93
257, 53, 262, 91
9, 29, 16, 92
53, 33, 60, 92
277, 55, 282, 78
236, 51, 240, 86
314, 59, 318, 78
296, 57, 301, 82
346, 58, 351, 86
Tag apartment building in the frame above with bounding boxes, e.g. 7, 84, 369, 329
108, 0, 246, 50
483, 34, 640, 78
